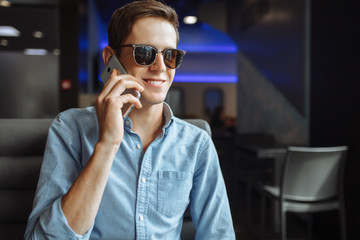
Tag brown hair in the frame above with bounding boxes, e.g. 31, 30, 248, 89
107, 0, 179, 55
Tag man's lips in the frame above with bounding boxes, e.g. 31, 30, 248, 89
143, 79, 166, 86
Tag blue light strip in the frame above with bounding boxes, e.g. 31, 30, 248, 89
100, 42, 238, 54
177, 44, 238, 53
174, 74, 238, 83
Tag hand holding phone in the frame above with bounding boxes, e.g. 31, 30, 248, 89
100, 55, 127, 84
100, 55, 141, 118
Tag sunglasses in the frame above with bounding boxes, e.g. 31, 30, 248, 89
121, 44, 186, 69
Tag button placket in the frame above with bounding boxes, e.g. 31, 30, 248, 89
135, 147, 151, 239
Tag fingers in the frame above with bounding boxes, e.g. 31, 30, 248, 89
116, 92, 142, 109
96, 69, 143, 115
95, 70, 144, 146
101, 69, 144, 99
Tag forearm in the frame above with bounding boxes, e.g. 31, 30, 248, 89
61, 142, 119, 235
191, 136, 235, 239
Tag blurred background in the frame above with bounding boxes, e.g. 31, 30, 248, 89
0, 0, 359, 239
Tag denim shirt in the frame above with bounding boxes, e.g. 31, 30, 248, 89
25, 104, 235, 240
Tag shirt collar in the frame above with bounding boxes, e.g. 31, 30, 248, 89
124, 102, 174, 132
162, 102, 174, 130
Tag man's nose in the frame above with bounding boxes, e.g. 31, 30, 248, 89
149, 52, 167, 72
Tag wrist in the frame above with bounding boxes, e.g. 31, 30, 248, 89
94, 141, 120, 159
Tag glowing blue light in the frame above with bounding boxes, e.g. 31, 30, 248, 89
98, 73, 104, 83
178, 23, 238, 53
78, 70, 88, 83
78, 37, 88, 51
178, 44, 238, 53
174, 74, 238, 83
100, 40, 108, 50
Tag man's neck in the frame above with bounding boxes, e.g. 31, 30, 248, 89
129, 102, 164, 151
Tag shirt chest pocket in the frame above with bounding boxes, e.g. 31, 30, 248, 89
157, 171, 193, 217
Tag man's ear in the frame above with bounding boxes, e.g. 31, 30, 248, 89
102, 46, 115, 65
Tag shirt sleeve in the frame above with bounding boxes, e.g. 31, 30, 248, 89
189, 133, 236, 240
24, 113, 94, 240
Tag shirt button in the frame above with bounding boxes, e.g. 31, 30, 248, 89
136, 144, 141, 149
141, 177, 146, 183
125, 120, 130, 126
139, 215, 144, 221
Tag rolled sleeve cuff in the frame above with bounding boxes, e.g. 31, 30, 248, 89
39, 197, 94, 240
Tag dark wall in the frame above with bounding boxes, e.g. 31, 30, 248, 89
59, 0, 79, 111
310, 0, 360, 238
228, 0, 308, 116
228, 0, 309, 144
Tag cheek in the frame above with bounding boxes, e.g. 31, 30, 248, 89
119, 52, 136, 73
133, 67, 148, 79
168, 71, 175, 84
124, 61, 146, 77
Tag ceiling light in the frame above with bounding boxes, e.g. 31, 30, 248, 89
183, 16, 198, 25
33, 31, 44, 38
52, 49, 61, 55
24, 48, 48, 56
0, 26, 20, 37
0, 0, 11, 7
0, 39, 9, 46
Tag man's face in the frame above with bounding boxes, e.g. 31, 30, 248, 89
119, 17, 178, 107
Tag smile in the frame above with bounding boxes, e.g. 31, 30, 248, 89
148, 80, 163, 85
144, 79, 166, 86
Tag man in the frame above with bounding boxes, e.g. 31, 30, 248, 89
25, 0, 235, 239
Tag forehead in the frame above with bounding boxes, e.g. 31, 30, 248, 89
125, 17, 177, 48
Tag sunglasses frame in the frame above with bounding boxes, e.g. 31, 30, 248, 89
121, 44, 186, 69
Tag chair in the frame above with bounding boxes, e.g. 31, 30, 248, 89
184, 118, 212, 138
0, 118, 52, 240
0, 118, 210, 239
180, 119, 211, 240
260, 146, 348, 240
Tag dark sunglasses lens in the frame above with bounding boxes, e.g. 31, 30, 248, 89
164, 49, 184, 69
134, 46, 156, 65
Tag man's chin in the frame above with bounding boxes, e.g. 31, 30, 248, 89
141, 98, 165, 107
141, 94, 167, 105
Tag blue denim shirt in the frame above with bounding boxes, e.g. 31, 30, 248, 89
25, 104, 235, 240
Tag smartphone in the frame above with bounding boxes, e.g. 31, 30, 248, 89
100, 55, 141, 118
